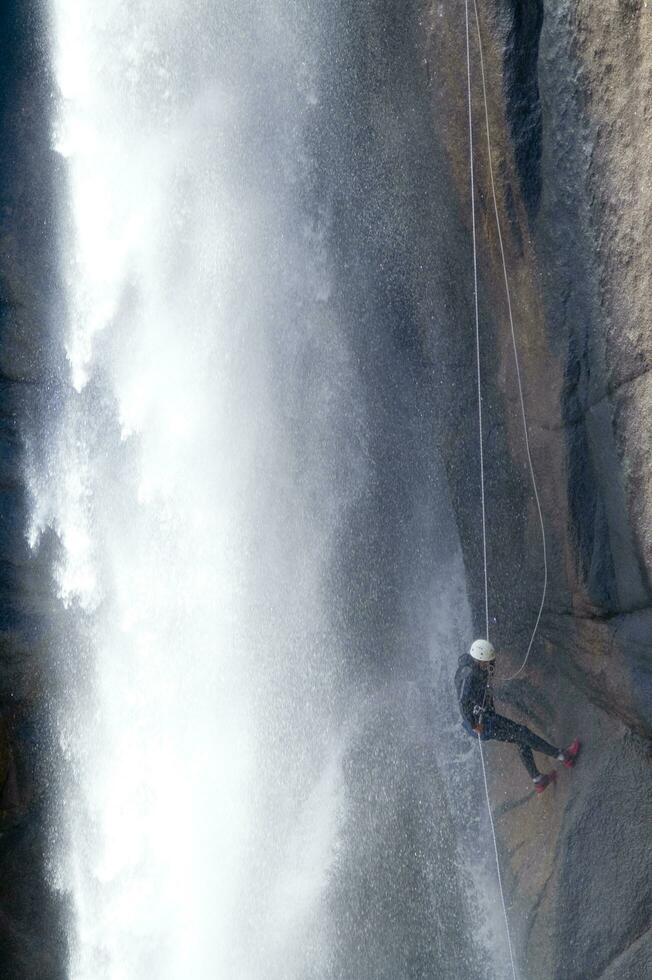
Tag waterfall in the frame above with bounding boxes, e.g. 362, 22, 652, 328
28, 1, 497, 977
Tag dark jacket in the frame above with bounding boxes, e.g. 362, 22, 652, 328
454, 653, 494, 728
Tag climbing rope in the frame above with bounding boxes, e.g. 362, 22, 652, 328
470, 0, 548, 682
465, 0, 489, 643
477, 736, 518, 980
463, 0, 551, 975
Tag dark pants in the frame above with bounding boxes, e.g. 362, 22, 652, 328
472, 713, 560, 779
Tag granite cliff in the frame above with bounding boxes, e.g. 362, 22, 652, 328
0, 1, 649, 978
423, 2, 652, 976
0, 1, 67, 977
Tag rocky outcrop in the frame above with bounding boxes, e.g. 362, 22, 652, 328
1, 0, 650, 977
0, 2, 66, 978
422, 1, 652, 976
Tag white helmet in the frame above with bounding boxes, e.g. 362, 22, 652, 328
470, 639, 496, 662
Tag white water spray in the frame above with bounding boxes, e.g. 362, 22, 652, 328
31, 3, 366, 977
24, 2, 507, 977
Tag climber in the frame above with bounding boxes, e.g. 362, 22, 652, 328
455, 639, 580, 795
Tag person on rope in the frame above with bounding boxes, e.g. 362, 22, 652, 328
455, 639, 580, 795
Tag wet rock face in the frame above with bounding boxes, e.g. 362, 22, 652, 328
423, 0, 652, 977
493, 0, 545, 216
536, 0, 652, 735
0, 3, 67, 979
1, 0, 650, 977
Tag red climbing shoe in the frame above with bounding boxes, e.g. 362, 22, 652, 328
533, 771, 556, 795
560, 738, 580, 768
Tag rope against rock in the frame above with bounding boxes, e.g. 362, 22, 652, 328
464, 2, 523, 977
465, 0, 490, 644
477, 736, 518, 980
471, 0, 548, 682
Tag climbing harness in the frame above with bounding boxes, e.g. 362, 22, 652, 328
464, 0, 549, 976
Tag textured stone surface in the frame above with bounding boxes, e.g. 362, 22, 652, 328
0, 0, 650, 976
422, 1, 652, 977
0, 2, 67, 978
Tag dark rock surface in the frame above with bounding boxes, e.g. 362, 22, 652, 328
0, 1, 67, 977
0, 0, 650, 978
422, 1, 652, 977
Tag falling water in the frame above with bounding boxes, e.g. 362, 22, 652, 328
28, 2, 501, 978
